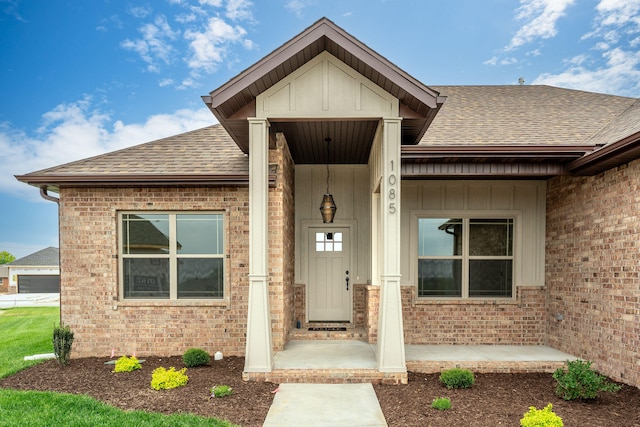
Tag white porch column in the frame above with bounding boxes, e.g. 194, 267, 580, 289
377, 117, 406, 372
244, 118, 274, 373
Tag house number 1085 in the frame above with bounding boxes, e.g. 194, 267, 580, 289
388, 160, 397, 214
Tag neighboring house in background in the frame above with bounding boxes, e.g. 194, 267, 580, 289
6, 247, 60, 294
15, 18, 640, 387
0, 265, 9, 293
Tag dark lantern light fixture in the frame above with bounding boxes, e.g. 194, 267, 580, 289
319, 137, 337, 223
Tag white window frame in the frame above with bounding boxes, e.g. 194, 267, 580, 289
411, 211, 521, 300
118, 211, 226, 301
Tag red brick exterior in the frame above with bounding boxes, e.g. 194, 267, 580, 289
365, 285, 379, 343
547, 160, 640, 388
58, 142, 296, 358
58, 186, 251, 358
56, 135, 640, 389
401, 286, 546, 345
269, 138, 296, 351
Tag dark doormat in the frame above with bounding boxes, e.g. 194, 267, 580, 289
308, 327, 347, 331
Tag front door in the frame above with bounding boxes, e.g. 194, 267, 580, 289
308, 228, 351, 321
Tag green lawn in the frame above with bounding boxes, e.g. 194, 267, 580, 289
0, 389, 237, 427
0, 307, 239, 426
0, 306, 60, 378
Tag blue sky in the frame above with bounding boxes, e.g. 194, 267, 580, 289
1, 0, 639, 259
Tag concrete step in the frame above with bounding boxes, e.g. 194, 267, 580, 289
289, 326, 367, 340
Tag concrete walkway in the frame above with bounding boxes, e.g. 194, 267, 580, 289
263, 341, 576, 426
263, 383, 387, 427
0, 293, 60, 309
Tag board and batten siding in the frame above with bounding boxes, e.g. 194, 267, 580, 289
295, 165, 371, 286
401, 180, 547, 289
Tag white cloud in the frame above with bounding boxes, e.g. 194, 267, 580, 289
507, 0, 576, 50
121, 15, 179, 72
596, 0, 640, 27
286, 0, 314, 18
199, 0, 223, 6
533, 47, 640, 96
484, 56, 519, 66
119, 2, 255, 86
1, 0, 26, 22
529, 0, 640, 96
128, 5, 152, 19
226, 0, 253, 21
1, 98, 216, 199
184, 17, 249, 73
175, 12, 197, 23
484, 56, 498, 66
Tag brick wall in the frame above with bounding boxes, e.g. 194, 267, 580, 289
365, 285, 379, 343
401, 286, 546, 345
58, 164, 295, 358
268, 136, 296, 351
58, 186, 253, 358
547, 160, 640, 388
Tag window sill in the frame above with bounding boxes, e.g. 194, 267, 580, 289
413, 297, 517, 305
115, 298, 230, 308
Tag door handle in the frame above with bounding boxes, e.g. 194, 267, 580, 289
345, 270, 350, 291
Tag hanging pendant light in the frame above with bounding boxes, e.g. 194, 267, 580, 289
319, 137, 337, 223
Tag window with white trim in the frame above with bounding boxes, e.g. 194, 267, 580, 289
417, 217, 514, 298
120, 213, 224, 299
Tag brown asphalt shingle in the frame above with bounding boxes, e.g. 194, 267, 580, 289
19, 125, 247, 178
421, 85, 636, 146
585, 99, 640, 147
16, 86, 640, 182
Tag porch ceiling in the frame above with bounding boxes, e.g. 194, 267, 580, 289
271, 120, 378, 164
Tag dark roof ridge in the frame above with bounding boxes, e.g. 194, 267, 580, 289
585, 97, 640, 145
431, 84, 636, 98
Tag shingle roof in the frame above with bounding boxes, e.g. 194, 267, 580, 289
585, 99, 640, 147
23, 125, 246, 177
421, 85, 636, 146
14, 86, 640, 183
9, 247, 59, 267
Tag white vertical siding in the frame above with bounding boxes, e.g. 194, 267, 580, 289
402, 180, 546, 287
295, 165, 371, 285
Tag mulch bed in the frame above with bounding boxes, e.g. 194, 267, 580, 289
1, 356, 639, 426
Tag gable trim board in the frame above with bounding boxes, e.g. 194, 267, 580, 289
14, 18, 640, 388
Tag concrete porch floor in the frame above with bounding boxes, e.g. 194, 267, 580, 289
275, 340, 576, 368
273, 340, 577, 374
245, 340, 577, 383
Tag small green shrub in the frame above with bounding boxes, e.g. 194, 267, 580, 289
439, 368, 474, 389
182, 348, 210, 367
210, 385, 233, 398
113, 355, 141, 373
431, 397, 451, 411
151, 367, 188, 390
553, 359, 621, 400
520, 403, 563, 427
52, 323, 74, 365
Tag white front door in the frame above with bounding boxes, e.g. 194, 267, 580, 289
308, 228, 351, 322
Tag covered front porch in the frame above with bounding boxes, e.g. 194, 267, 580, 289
243, 340, 576, 384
